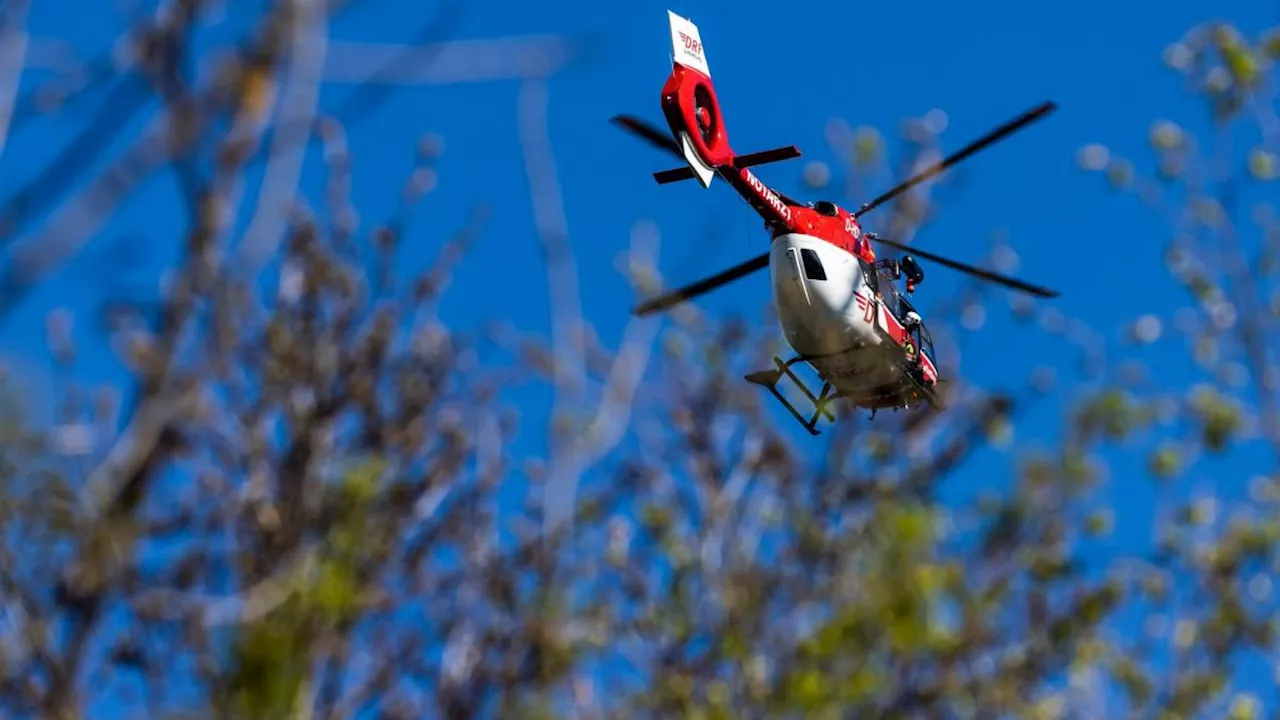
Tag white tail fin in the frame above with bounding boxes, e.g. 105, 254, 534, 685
666, 10, 716, 187
668, 10, 711, 78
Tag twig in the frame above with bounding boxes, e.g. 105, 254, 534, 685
0, 0, 30, 155
319, 35, 583, 85
516, 78, 586, 536
80, 385, 199, 517
574, 223, 662, 470
237, 0, 329, 273
518, 80, 663, 539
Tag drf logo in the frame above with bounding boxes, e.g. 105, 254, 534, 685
844, 216, 861, 239
678, 32, 702, 56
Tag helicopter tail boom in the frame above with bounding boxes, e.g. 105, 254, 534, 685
658, 10, 799, 230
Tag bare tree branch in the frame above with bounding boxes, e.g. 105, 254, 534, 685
0, 0, 30, 155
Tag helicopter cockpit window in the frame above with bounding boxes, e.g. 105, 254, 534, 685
799, 248, 827, 281
918, 322, 935, 361
877, 268, 905, 318
899, 295, 935, 361
859, 259, 878, 293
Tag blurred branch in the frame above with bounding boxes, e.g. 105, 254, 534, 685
0, 0, 30, 155
4, 35, 73, 72
0, 11, 594, 327
517, 77, 587, 537
518, 79, 663, 540
237, 0, 329, 273
320, 35, 585, 85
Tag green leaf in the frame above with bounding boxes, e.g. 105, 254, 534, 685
1148, 442, 1183, 480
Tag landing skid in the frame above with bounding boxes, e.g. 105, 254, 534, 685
746, 352, 945, 434
745, 355, 838, 435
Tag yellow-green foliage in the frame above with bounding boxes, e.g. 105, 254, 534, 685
224, 460, 383, 717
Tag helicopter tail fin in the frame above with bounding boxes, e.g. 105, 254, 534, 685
667, 10, 711, 80
660, 10, 733, 189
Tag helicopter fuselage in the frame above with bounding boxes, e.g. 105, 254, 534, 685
769, 232, 939, 408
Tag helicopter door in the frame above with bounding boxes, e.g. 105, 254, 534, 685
784, 248, 812, 306
859, 259, 878, 294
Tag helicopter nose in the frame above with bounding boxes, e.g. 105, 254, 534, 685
770, 235, 869, 353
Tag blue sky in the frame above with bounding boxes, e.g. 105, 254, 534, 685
7, 1, 1272, 420
4, 0, 1280, 712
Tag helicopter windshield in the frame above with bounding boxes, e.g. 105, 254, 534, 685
899, 294, 934, 361
876, 266, 906, 317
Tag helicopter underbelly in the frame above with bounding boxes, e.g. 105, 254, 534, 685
769, 234, 882, 357
768, 233, 927, 398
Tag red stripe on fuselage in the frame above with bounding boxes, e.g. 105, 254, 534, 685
772, 205, 876, 264
852, 288, 940, 384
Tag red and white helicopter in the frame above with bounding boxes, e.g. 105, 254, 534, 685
613, 10, 1061, 435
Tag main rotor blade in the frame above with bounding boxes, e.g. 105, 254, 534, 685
611, 114, 682, 159
633, 252, 769, 315
854, 100, 1058, 219
871, 235, 1059, 298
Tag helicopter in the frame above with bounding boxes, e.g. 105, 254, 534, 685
612, 10, 1061, 435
